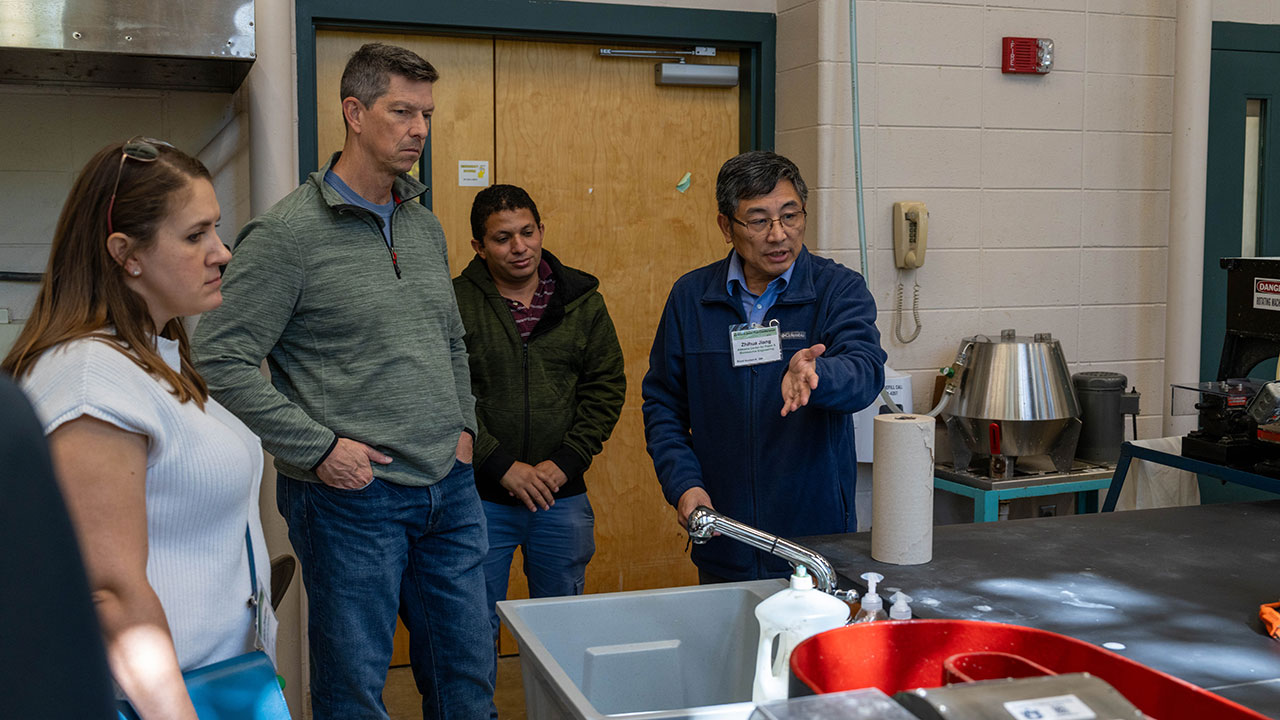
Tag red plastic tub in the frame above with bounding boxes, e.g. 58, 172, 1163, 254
790, 619, 1271, 720
941, 650, 1056, 684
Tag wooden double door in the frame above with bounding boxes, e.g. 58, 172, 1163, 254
314, 29, 741, 659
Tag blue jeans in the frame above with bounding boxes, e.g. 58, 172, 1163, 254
278, 461, 496, 720
481, 494, 595, 650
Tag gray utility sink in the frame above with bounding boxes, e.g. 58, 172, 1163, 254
497, 579, 787, 720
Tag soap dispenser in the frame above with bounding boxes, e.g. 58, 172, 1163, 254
752, 565, 851, 703
852, 572, 888, 623
889, 592, 913, 620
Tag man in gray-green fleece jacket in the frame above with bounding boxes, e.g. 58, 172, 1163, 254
192, 43, 495, 720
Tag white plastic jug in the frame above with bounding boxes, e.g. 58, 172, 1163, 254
751, 566, 851, 703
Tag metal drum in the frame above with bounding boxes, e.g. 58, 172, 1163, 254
945, 330, 1082, 473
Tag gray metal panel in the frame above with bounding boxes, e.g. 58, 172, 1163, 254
1, 0, 254, 58
896, 674, 1143, 720
0, 47, 251, 91
0, 0, 253, 91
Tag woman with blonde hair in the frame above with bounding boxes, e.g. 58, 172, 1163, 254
3, 138, 272, 719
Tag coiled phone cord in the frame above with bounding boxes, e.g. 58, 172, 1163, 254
893, 272, 922, 344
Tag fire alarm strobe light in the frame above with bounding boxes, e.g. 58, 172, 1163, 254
1002, 37, 1053, 74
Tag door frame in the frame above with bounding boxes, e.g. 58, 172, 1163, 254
294, 0, 776, 186
1202, 21, 1280, 380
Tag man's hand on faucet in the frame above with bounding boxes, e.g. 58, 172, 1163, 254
677, 487, 714, 530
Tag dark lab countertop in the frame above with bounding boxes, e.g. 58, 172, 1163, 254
799, 501, 1280, 717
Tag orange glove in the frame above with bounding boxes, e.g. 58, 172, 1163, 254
1262, 601, 1280, 640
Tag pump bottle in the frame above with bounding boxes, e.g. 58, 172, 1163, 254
751, 565, 851, 703
852, 572, 888, 623
889, 592, 913, 620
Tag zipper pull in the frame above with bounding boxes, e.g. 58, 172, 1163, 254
390, 249, 402, 279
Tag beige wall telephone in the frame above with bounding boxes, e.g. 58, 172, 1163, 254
893, 201, 928, 268
891, 201, 927, 343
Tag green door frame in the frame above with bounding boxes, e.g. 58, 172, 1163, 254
294, 0, 776, 188
1200, 22, 1280, 504
1203, 21, 1280, 380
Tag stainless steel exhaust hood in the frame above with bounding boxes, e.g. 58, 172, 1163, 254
0, 0, 255, 92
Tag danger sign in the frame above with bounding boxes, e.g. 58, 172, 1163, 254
1256, 277, 1280, 310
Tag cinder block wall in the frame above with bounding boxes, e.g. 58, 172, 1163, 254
781, 0, 1280, 438
0, 87, 250, 335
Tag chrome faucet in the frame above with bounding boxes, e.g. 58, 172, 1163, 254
686, 506, 855, 601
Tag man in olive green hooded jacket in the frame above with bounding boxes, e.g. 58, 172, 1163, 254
453, 184, 625, 663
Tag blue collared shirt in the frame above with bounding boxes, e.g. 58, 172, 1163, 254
726, 250, 795, 325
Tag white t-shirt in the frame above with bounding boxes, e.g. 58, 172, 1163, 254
21, 334, 268, 670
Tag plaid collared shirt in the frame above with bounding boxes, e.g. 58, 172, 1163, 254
503, 259, 555, 340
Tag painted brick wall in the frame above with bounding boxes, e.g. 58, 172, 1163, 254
779, 0, 1277, 440
0, 86, 249, 350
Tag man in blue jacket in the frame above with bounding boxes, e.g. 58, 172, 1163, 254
642, 150, 886, 582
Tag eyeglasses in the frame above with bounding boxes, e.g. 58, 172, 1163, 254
106, 137, 173, 235
730, 208, 807, 238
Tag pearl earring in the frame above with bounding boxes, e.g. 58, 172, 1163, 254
130, 268, 141, 277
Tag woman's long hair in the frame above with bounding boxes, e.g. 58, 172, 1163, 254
2, 140, 214, 408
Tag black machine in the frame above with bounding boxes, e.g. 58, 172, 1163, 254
1176, 257, 1280, 476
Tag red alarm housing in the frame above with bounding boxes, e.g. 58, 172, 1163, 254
1002, 37, 1054, 74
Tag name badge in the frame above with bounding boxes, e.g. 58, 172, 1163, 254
730, 324, 782, 367
254, 583, 279, 661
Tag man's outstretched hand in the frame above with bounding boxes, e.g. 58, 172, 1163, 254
781, 343, 825, 417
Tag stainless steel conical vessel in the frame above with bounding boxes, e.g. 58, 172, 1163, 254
944, 330, 1082, 473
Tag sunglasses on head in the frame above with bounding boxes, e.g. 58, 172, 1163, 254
106, 137, 175, 235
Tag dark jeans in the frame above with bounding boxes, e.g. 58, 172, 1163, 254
278, 461, 496, 719
481, 493, 595, 688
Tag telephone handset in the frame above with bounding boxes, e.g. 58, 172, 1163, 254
893, 201, 928, 269
891, 201, 926, 344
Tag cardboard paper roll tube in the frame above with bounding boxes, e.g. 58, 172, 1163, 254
871, 413, 935, 565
